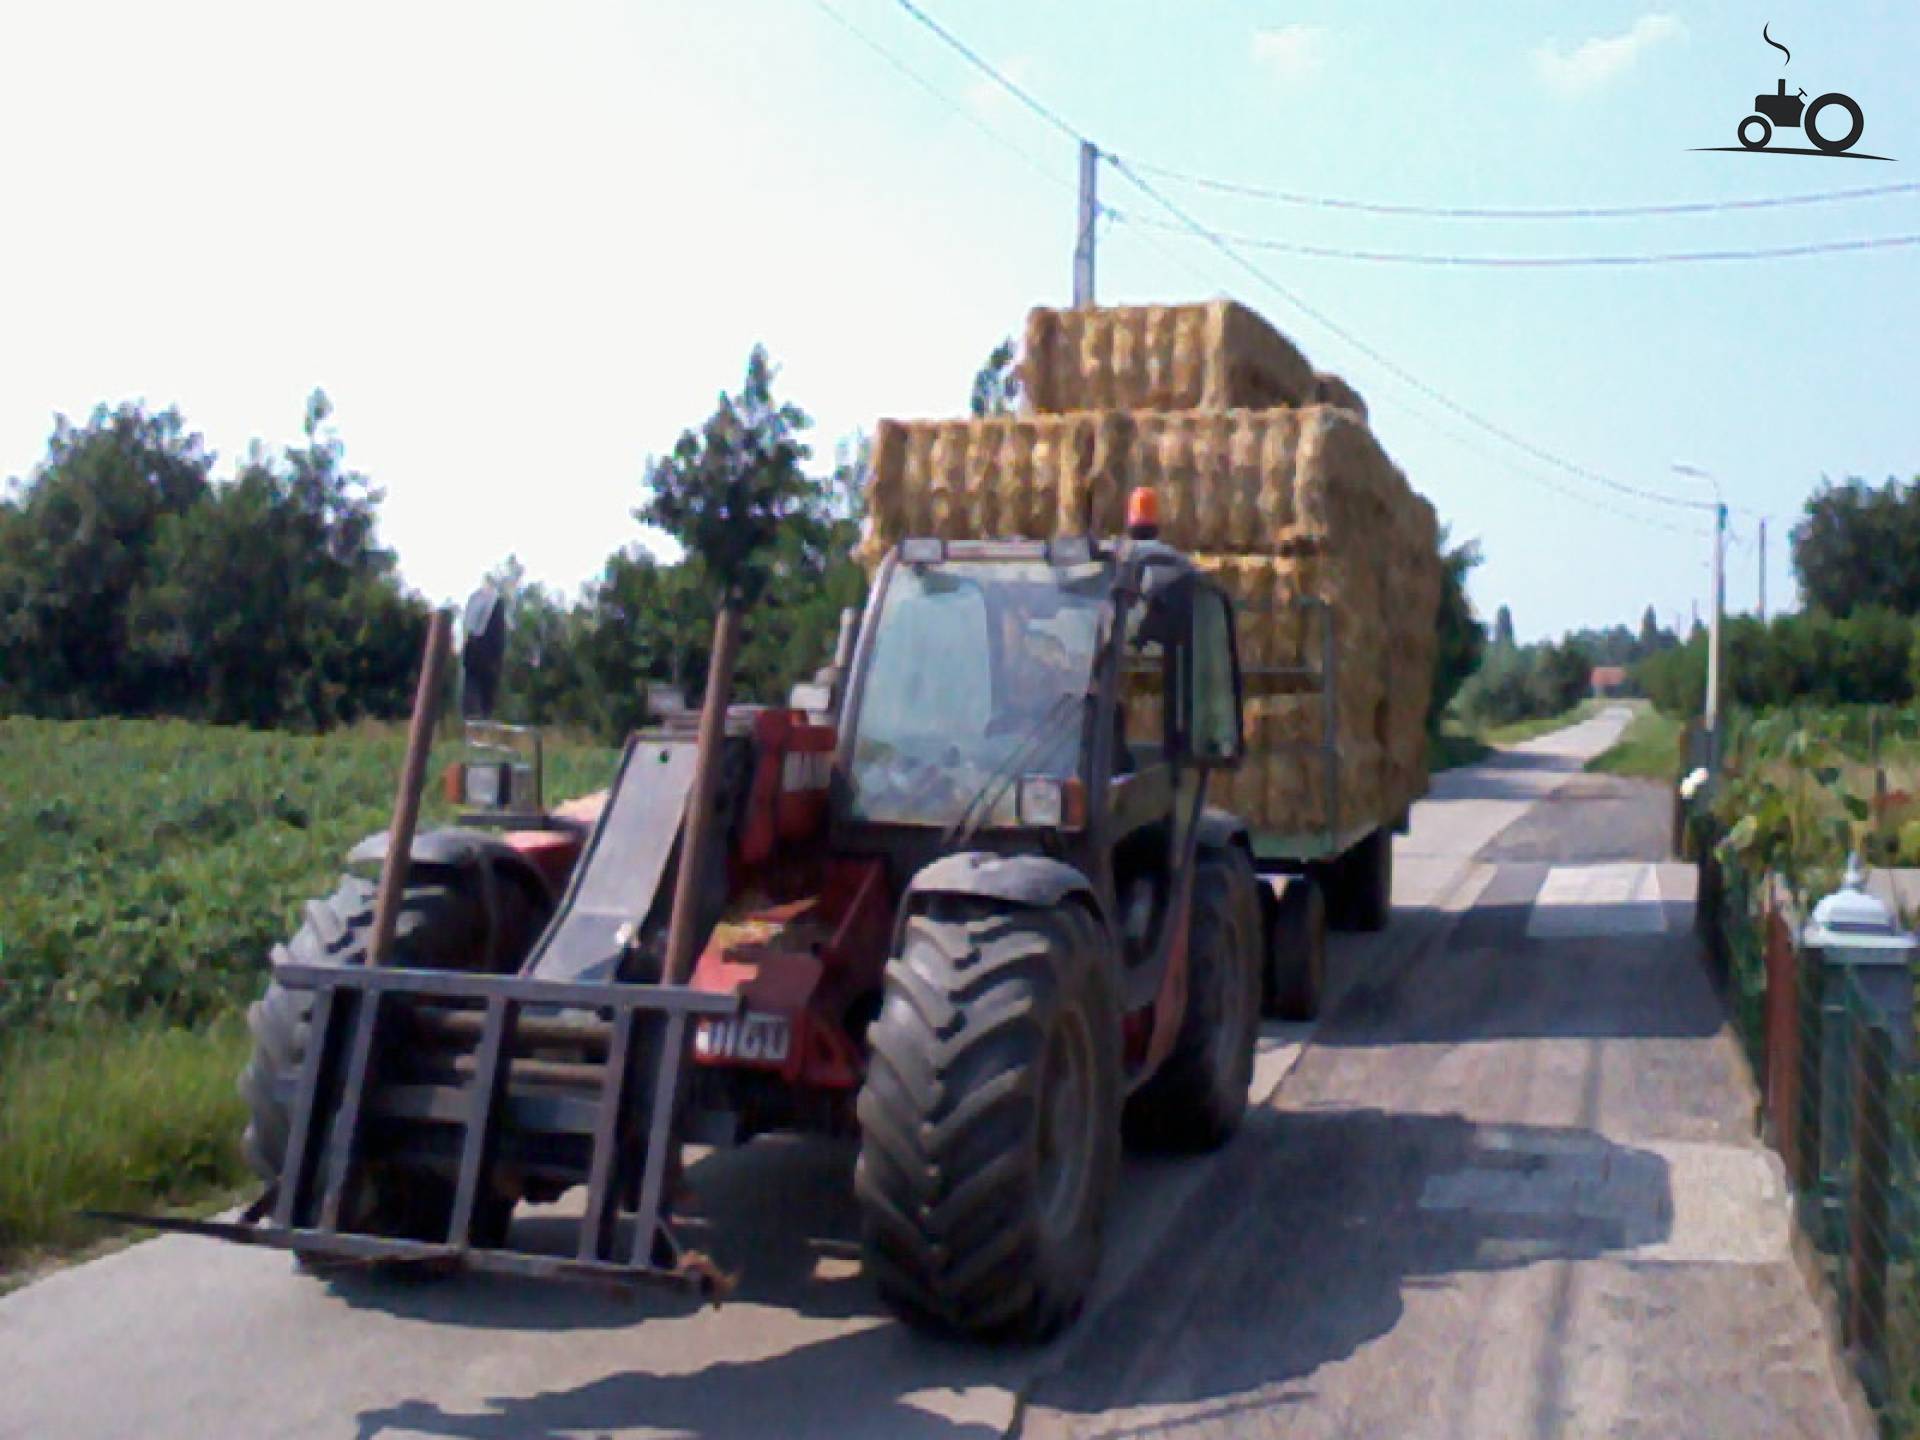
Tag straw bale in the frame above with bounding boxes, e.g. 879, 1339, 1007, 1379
1022, 301, 1314, 414
1312, 372, 1369, 421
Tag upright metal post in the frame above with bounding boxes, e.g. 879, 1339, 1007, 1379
1759, 517, 1768, 624
370, 609, 453, 968
661, 603, 743, 986
1707, 502, 1726, 766
1073, 140, 1098, 307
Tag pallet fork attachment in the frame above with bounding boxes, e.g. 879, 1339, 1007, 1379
99, 965, 741, 1297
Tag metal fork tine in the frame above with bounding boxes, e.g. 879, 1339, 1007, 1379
318, 990, 386, 1232
630, 1012, 689, 1268
578, 1008, 638, 1263
276, 985, 339, 1230
448, 996, 517, 1248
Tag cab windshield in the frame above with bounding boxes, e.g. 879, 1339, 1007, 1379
847, 558, 1112, 826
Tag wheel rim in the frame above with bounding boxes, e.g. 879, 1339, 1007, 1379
1034, 1009, 1095, 1243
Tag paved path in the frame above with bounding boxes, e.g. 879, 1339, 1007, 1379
0, 707, 1858, 1438
1023, 708, 1859, 1439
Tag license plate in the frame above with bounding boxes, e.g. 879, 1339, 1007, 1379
694, 1013, 792, 1065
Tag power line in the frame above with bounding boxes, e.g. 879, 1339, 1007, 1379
807, 0, 1075, 198
1120, 217, 1920, 267
1116, 160, 1920, 221
1104, 157, 1717, 514
1103, 194, 1707, 537
865, 1, 1717, 518
889, 0, 1084, 146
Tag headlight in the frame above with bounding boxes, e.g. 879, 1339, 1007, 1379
465, 763, 502, 807
1018, 775, 1064, 828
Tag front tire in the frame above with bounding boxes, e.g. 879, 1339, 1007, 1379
855, 900, 1120, 1340
1123, 848, 1262, 1152
240, 868, 541, 1251
1739, 114, 1772, 149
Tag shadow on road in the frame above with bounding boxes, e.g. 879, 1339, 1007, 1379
998, 1107, 1670, 1436
344, 1109, 1671, 1440
319, 1137, 873, 1332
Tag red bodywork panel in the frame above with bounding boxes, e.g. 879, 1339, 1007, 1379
498, 712, 889, 1101
689, 858, 891, 1090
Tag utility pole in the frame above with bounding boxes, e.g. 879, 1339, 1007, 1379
1073, 140, 1097, 307
1758, 517, 1768, 623
1707, 502, 1727, 762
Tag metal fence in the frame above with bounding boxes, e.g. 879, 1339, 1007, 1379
1705, 849, 1920, 1434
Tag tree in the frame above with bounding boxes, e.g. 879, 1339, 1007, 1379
1492, 604, 1515, 651
1428, 529, 1486, 728
969, 337, 1021, 418
0, 403, 213, 716
1791, 475, 1920, 617
1638, 604, 1661, 656
641, 346, 820, 612
1530, 639, 1592, 715
132, 391, 426, 729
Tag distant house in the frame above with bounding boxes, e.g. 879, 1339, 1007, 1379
1590, 665, 1628, 697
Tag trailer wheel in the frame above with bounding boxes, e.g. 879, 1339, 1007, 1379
1123, 848, 1262, 1151
1266, 876, 1326, 1022
239, 869, 542, 1253
855, 899, 1120, 1340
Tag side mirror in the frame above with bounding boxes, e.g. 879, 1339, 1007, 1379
461, 584, 508, 720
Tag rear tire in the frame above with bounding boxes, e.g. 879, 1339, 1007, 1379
1266, 876, 1326, 1022
1123, 848, 1262, 1152
239, 868, 540, 1252
855, 900, 1120, 1340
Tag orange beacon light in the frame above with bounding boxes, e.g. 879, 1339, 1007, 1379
1126, 486, 1161, 540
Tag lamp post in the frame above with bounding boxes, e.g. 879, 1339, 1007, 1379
1674, 463, 1728, 769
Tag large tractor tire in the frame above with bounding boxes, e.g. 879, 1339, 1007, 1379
1123, 847, 1263, 1152
1265, 875, 1326, 1022
855, 899, 1121, 1340
239, 866, 544, 1250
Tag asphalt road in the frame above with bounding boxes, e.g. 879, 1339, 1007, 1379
0, 707, 1858, 1439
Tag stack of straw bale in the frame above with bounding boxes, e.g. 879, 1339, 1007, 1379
859, 300, 1439, 835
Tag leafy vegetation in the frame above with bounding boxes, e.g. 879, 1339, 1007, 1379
0, 717, 618, 1033
1638, 609, 1919, 716
0, 716, 618, 1269
0, 396, 429, 730
1791, 473, 1920, 619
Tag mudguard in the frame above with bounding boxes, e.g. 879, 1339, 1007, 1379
346, 826, 558, 904
1196, 805, 1252, 857
905, 850, 1099, 911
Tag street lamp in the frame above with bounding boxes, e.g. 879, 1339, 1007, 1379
1674, 463, 1728, 767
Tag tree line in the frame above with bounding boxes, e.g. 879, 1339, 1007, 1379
1636, 474, 1920, 716
2, 341, 1484, 745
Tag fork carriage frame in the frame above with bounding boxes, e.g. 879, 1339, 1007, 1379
120, 965, 741, 1295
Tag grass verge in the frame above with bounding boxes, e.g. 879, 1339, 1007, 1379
1479, 698, 1608, 747
0, 1016, 252, 1282
1586, 705, 1683, 781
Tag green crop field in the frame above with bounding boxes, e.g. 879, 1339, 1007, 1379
0, 716, 619, 1270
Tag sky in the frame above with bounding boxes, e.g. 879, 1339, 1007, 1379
1, 0, 1916, 642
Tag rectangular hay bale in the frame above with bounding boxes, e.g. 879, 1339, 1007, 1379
1021, 301, 1316, 415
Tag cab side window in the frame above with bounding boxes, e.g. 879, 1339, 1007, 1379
1189, 587, 1241, 765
